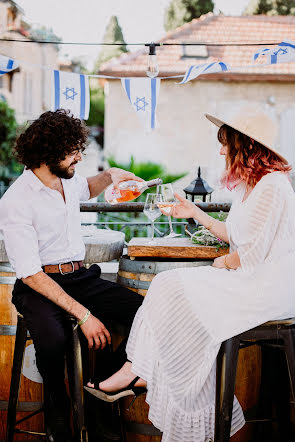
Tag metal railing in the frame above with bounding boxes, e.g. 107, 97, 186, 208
80, 202, 231, 238
80, 202, 231, 213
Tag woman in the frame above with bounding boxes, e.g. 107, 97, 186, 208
85, 106, 295, 441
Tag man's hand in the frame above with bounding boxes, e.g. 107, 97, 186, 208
108, 167, 143, 191
170, 193, 197, 219
212, 256, 226, 269
80, 314, 111, 350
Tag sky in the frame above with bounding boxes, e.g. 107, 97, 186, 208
16, 0, 249, 69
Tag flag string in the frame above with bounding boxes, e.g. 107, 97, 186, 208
0, 51, 273, 80
0, 37, 283, 46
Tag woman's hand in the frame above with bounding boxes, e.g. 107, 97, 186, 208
212, 256, 226, 269
171, 193, 197, 219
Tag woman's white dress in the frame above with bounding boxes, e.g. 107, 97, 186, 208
126, 171, 295, 442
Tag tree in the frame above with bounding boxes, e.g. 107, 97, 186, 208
87, 85, 105, 128
243, 0, 295, 15
94, 16, 127, 72
164, 0, 214, 32
0, 100, 21, 184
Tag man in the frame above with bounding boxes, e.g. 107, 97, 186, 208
0, 109, 143, 441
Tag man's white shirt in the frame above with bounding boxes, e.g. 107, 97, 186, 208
0, 168, 90, 279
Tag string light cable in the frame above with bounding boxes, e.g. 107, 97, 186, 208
0, 39, 287, 79
0, 38, 282, 46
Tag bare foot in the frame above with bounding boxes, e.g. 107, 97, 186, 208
87, 361, 147, 392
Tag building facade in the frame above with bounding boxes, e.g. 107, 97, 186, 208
99, 14, 295, 198
0, 0, 58, 122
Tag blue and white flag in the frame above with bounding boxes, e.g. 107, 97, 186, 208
252, 47, 271, 62
179, 61, 229, 84
51, 70, 90, 120
121, 78, 161, 130
252, 40, 295, 65
0, 54, 18, 76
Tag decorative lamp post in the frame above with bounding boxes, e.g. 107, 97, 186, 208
183, 167, 214, 202
183, 167, 214, 233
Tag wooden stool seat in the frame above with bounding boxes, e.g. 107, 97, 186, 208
215, 317, 295, 441
6, 313, 88, 441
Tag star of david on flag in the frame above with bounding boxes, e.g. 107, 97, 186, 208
51, 70, 90, 120
0, 54, 18, 76
121, 78, 161, 130
252, 40, 295, 65
179, 62, 229, 84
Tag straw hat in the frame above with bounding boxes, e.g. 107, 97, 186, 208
205, 105, 288, 164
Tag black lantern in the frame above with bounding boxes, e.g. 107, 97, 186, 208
183, 167, 214, 202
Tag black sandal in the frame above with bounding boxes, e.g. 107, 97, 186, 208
84, 375, 147, 406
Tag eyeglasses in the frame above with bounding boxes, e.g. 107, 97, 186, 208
70, 149, 85, 157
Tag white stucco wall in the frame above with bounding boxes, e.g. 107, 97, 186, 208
0, 34, 58, 122
104, 79, 295, 181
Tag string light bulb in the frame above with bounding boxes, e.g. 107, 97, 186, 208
146, 43, 159, 78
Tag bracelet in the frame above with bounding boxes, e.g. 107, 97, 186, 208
74, 310, 91, 330
224, 255, 232, 270
206, 218, 214, 231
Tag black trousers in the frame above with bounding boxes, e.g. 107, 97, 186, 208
12, 264, 143, 402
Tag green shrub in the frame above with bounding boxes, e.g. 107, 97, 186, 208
107, 155, 186, 183
0, 101, 22, 184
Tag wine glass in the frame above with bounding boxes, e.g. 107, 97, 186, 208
156, 183, 181, 238
143, 193, 163, 243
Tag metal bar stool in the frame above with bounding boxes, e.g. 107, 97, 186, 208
214, 318, 295, 442
6, 312, 88, 442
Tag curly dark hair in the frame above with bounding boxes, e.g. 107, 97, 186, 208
14, 109, 89, 169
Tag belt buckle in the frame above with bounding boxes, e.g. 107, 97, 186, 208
58, 261, 75, 275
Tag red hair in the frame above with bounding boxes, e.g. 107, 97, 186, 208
217, 124, 291, 190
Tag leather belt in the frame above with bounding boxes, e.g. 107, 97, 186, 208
43, 261, 84, 275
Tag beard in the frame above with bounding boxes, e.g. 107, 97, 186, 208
48, 161, 77, 179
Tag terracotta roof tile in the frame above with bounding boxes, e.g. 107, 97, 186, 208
99, 14, 295, 80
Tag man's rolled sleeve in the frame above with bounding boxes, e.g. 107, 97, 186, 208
75, 173, 90, 201
1, 203, 42, 279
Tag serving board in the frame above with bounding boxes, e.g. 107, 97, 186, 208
128, 237, 229, 259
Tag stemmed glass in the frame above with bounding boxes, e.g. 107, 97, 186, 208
143, 193, 163, 243
156, 183, 181, 238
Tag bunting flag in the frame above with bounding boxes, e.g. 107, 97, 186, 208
179, 62, 230, 84
253, 40, 295, 65
121, 77, 161, 129
51, 70, 90, 120
0, 54, 18, 76
252, 47, 271, 62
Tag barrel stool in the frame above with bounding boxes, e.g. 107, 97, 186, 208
6, 313, 88, 442
214, 318, 295, 442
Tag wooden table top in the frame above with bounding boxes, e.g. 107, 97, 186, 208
0, 229, 125, 264
128, 237, 229, 259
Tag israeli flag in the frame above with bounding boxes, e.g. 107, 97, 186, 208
121, 78, 160, 130
179, 62, 229, 84
51, 70, 90, 120
252, 47, 271, 62
253, 40, 295, 65
0, 54, 18, 76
